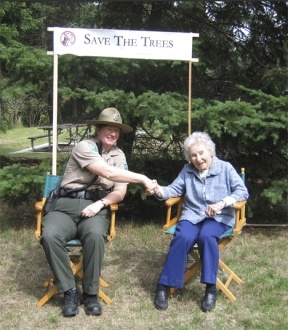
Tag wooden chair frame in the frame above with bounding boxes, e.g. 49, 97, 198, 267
163, 196, 247, 302
34, 183, 118, 307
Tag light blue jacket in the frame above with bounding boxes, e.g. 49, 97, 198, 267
159, 157, 249, 228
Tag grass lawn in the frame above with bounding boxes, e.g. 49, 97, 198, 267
0, 126, 74, 158
0, 127, 42, 154
0, 203, 287, 329
0, 127, 287, 329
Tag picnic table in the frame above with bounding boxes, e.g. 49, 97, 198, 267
28, 123, 91, 151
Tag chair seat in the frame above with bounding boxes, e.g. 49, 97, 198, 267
166, 224, 234, 238
66, 239, 81, 245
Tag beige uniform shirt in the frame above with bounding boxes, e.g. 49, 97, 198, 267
61, 138, 128, 191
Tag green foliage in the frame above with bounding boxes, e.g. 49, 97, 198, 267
0, 158, 67, 207
0, 163, 47, 206
127, 184, 146, 202
261, 180, 288, 205
1, 1, 287, 129
0, 86, 287, 222
0, 45, 52, 127
190, 87, 287, 220
127, 87, 287, 222
0, 2, 287, 222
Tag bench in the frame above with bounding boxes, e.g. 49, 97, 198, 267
27, 135, 50, 151
65, 133, 93, 146
66, 135, 79, 146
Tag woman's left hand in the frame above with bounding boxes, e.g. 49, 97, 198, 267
205, 201, 225, 217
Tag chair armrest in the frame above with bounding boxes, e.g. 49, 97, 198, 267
110, 203, 119, 211
163, 198, 247, 235
35, 199, 119, 242
107, 203, 118, 241
35, 200, 44, 211
234, 200, 246, 210
233, 200, 247, 235
165, 196, 182, 207
163, 197, 183, 231
35, 198, 46, 240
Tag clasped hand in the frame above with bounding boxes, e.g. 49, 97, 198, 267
146, 179, 162, 197
205, 202, 225, 216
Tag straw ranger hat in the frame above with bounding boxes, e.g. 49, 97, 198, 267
85, 107, 133, 133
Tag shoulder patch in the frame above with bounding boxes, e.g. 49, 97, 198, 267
124, 163, 128, 170
89, 143, 99, 154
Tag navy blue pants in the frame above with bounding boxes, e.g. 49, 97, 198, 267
158, 219, 230, 288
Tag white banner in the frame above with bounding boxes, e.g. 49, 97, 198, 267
52, 28, 198, 61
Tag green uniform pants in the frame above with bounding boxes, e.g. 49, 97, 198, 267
40, 197, 110, 294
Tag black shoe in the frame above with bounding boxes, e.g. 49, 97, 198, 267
202, 291, 217, 312
83, 293, 103, 316
62, 288, 80, 317
154, 284, 168, 310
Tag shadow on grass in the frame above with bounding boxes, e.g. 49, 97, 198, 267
102, 216, 208, 306
105, 243, 205, 305
2, 200, 287, 312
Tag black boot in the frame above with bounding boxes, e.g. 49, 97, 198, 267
202, 284, 217, 312
83, 293, 103, 316
154, 284, 168, 310
62, 287, 80, 317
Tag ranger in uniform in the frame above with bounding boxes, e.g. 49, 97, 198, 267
41, 107, 155, 317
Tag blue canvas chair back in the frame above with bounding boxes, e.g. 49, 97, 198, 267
43, 174, 62, 198
42, 174, 80, 246
239, 167, 245, 184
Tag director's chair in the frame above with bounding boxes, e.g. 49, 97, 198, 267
34, 174, 118, 307
163, 168, 247, 302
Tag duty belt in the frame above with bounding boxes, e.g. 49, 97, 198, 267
58, 188, 110, 201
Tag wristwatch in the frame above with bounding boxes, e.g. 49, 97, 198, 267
100, 199, 107, 208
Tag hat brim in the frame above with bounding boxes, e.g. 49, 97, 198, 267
85, 120, 133, 133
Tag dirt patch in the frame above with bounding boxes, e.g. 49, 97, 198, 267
0, 200, 35, 228
0, 155, 41, 168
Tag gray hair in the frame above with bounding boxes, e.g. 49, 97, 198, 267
183, 132, 216, 161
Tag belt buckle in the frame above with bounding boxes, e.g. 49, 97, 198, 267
69, 191, 78, 198
85, 190, 98, 201
92, 190, 98, 201
83, 190, 89, 200
77, 191, 84, 199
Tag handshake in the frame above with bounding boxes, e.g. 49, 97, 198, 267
145, 179, 164, 198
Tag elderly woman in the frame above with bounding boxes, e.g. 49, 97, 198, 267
152, 131, 249, 312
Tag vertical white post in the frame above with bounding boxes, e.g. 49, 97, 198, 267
52, 53, 58, 175
188, 33, 199, 136
188, 60, 192, 136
